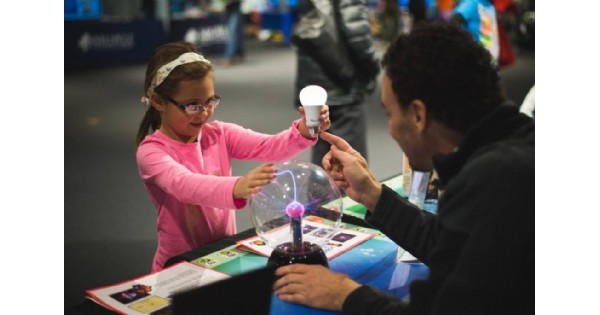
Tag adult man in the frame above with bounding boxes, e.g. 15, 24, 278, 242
273, 23, 534, 314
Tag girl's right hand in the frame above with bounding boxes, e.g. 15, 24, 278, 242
298, 105, 331, 139
233, 163, 277, 199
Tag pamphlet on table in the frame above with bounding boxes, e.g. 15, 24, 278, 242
236, 218, 375, 259
86, 261, 229, 314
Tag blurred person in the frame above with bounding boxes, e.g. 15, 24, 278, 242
273, 23, 534, 314
223, 0, 245, 66
451, 0, 500, 63
292, 0, 380, 165
409, 0, 427, 24
520, 85, 535, 117
135, 41, 331, 272
493, 0, 517, 67
436, 0, 455, 21
381, 0, 400, 42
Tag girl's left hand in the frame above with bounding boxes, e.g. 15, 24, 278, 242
233, 163, 276, 199
298, 105, 331, 139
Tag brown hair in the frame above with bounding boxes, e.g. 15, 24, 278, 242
135, 41, 214, 146
381, 22, 504, 133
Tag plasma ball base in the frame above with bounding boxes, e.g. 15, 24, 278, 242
266, 242, 329, 269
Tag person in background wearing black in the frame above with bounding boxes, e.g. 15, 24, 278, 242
409, 0, 427, 24
273, 22, 534, 315
293, 0, 380, 165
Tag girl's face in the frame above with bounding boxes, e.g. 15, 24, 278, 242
153, 75, 216, 143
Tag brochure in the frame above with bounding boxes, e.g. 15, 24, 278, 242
86, 261, 230, 314
236, 219, 375, 260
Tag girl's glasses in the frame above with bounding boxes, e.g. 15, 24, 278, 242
164, 95, 221, 113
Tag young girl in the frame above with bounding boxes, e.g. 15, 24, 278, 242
136, 42, 330, 272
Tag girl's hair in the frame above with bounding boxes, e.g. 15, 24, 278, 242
135, 41, 214, 146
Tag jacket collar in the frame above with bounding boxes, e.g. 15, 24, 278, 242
433, 102, 534, 187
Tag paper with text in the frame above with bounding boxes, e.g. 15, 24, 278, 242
236, 220, 375, 260
86, 261, 230, 314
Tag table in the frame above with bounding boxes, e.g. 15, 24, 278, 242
162, 220, 429, 314
73, 175, 431, 314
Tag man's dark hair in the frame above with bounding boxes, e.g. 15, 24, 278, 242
381, 22, 505, 133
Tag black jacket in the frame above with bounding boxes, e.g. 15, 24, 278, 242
343, 104, 535, 314
293, 0, 380, 106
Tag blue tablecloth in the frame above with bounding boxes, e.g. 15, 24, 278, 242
268, 236, 429, 314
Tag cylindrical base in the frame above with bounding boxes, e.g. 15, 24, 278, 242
267, 242, 328, 269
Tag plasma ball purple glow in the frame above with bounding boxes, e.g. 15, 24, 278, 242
286, 201, 305, 217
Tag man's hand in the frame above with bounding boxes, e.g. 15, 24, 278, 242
273, 264, 361, 311
320, 132, 382, 210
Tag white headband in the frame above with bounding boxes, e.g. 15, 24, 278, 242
146, 52, 211, 98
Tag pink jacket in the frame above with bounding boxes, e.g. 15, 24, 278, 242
137, 119, 316, 271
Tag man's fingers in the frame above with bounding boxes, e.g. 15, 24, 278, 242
275, 263, 312, 275
329, 145, 355, 164
329, 169, 345, 180
277, 291, 308, 305
274, 282, 305, 296
320, 132, 353, 152
333, 179, 349, 190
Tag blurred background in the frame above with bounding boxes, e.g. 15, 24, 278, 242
65, 0, 534, 310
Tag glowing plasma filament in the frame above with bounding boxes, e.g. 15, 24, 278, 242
275, 169, 305, 217
275, 170, 298, 202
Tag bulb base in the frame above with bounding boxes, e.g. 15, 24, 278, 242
309, 126, 319, 138
267, 242, 329, 269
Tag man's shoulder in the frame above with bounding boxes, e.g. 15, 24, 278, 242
464, 135, 534, 182
443, 131, 534, 200
486, 127, 533, 159
440, 135, 534, 231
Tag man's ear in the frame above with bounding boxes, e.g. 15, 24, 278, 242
150, 93, 165, 112
410, 99, 428, 133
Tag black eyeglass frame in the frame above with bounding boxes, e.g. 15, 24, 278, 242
163, 95, 221, 113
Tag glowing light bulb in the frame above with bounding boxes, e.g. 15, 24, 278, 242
299, 85, 327, 107
299, 85, 328, 137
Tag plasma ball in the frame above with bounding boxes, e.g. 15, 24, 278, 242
286, 201, 305, 217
